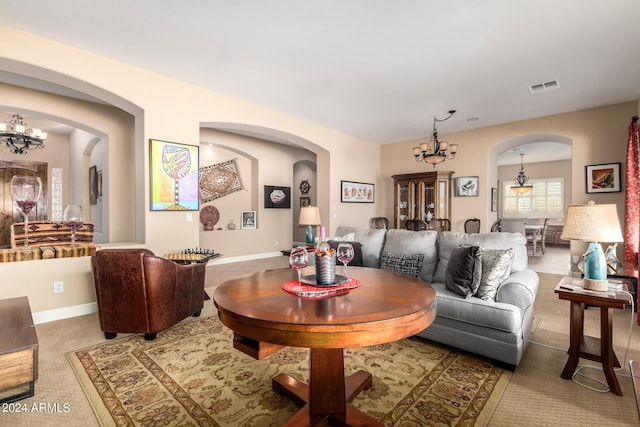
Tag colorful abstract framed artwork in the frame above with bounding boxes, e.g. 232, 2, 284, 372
149, 139, 200, 211
585, 163, 621, 193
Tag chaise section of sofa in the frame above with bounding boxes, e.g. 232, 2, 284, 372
334, 226, 539, 368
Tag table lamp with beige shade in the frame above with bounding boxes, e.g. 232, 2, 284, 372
561, 201, 624, 291
299, 206, 321, 245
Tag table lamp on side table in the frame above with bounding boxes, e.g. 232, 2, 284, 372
561, 201, 624, 291
299, 206, 321, 245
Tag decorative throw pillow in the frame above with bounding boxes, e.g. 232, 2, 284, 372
327, 240, 364, 267
380, 252, 424, 278
475, 248, 513, 301
445, 245, 482, 298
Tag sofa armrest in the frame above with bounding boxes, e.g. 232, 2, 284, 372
495, 269, 539, 315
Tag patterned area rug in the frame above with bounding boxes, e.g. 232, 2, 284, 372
199, 159, 244, 202
66, 316, 511, 426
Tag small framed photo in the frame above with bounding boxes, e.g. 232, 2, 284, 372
456, 176, 479, 197
341, 180, 374, 203
585, 163, 621, 193
491, 187, 497, 212
241, 210, 256, 229
300, 196, 310, 207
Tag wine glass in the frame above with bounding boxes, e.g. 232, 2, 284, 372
289, 246, 309, 286
337, 243, 354, 277
11, 175, 43, 251
63, 204, 84, 247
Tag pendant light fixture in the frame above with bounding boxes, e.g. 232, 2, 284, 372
412, 110, 458, 167
0, 113, 47, 155
511, 153, 533, 193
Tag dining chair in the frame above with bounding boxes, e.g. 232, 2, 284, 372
405, 219, 427, 231
434, 218, 451, 232
464, 218, 481, 233
490, 218, 502, 232
527, 218, 549, 255
500, 218, 526, 235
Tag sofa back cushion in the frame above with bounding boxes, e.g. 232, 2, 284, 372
433, 231, 527, 283
335, 226, 387, 268
382, 229, 439, 283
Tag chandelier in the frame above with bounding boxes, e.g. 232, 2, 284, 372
412, 109, 458, 167
511, 153, 533, 193
0, 113, 47, 155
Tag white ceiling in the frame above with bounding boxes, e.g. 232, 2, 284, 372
0, 0, 638, 165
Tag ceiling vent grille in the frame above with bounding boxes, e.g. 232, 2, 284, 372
529, 80, 560, 94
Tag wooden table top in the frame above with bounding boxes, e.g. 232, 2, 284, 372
213, 267, 436, 349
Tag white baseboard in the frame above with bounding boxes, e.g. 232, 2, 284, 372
33, 302, 97, 324
209, 252, 282, 265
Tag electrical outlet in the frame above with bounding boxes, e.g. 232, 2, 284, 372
275, 240, 279, 247
53, 281, 64, 293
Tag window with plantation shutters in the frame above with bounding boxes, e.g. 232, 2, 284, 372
502, 178, 564, 219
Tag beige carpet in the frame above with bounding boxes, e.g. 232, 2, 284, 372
66, 315, 511, 426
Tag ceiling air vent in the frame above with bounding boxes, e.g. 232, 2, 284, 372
529, 80, 560, 94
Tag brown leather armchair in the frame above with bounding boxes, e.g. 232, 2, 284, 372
91, 249, 206, 340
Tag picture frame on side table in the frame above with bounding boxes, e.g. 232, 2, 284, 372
585, 163, 621, 193
456, 176, 479, 197
149, 139, 199, 211
341, 180, 374, 203
241, 210, 256, 229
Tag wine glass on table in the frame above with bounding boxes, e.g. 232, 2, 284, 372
337, 243, 354, 277
63, 204, 84, 248
289, 246, 309, 286
11, 175, 43, 252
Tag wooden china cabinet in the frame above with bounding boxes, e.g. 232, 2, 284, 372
392, 171, 453, 229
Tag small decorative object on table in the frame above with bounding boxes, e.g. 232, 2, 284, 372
227, 219, 236, 230
63, 204, 84, 248
337, 242, 354, 276
11, 175, 43, 252
315, 242, 336, 286
289, 246, 309, 286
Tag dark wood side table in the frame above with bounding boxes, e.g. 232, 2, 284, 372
214, 267, 436, 426
0, 297, 39, 403
555, 277, 631, 395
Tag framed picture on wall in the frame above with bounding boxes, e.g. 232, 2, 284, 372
264, 185, 291, 208
456, 176, 479, 197
300, 196, 310, 207
341, 180, 374, 203
491, 187, 497, 212
241, 210, 256, 229
585, 163, 621, 193
149, 139, 199, 211
89, 165, 98, 205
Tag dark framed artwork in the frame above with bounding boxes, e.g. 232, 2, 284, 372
89, 165, 98, 205
149, 139, 199, 211
341, 180, 374, 203
491, 187, 497, 212
456, 176, 479, 197
264, 185, 291, 208
241, 210, 256, 229
585, 163, 621, 193
300, 196, 310, 207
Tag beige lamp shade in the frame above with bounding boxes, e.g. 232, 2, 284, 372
299, 206, 321, 226
561, 201, 623, 243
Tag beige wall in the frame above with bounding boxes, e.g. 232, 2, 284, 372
381, 102, 637, 233
0, 25, 380, 318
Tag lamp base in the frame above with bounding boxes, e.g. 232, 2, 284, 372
305, 225, 314, 245
583, 278, 608, 292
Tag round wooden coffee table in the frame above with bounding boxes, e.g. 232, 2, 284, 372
213, 267, 436, 426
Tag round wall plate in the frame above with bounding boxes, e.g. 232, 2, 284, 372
200, 205, 220, 227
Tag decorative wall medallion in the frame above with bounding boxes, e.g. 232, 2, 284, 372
299, 180, 311, 195
200, 205, 220, 231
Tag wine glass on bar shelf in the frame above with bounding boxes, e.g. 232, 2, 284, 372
289, 246, 309, 286
63, 204, 84, 248
11, 175, 43, 252
337, 243, 354, 277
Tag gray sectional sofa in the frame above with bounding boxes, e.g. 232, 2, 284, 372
334, 226, 539, 368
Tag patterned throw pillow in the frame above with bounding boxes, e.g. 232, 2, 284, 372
380, 252, 424, 278
475, 248, 513, 301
